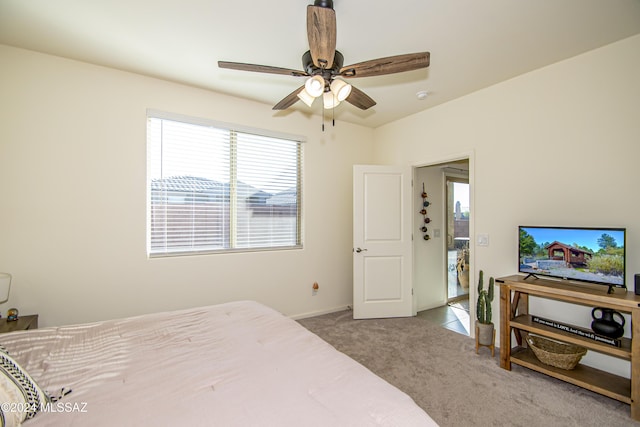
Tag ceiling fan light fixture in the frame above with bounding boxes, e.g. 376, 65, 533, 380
297, 88, 316, 107
305, 75, 325, 98
323, 91, 340, 109
330, 78, 352, 102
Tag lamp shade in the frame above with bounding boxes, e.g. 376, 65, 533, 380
304, 75, 325, 98
330, 78, 352, 102
297, 88, 316, 107
0, 273, 11, 304
323, 91, 340, 109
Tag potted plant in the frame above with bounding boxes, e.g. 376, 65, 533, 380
476, 270, 495, 349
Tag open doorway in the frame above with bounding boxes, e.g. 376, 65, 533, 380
442, 163, 470, 335
446, 174, 470, 302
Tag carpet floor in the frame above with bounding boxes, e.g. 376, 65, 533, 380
298, 309, 639, 427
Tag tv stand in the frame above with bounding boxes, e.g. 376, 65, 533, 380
498, 274, 640, 421
522, 272, 539, 281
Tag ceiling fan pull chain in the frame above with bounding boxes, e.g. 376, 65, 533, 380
332, 103, 336, 127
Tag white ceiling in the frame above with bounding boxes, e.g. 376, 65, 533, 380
1, 0, 639, 128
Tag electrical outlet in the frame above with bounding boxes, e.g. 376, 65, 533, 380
477, 234, 489, 246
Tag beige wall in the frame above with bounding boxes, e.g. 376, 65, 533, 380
374, 34, 640, 377
0, 44, 374, 326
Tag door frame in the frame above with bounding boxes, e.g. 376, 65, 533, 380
411, 151, 476, 335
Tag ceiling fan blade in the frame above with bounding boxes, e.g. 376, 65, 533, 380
272, 85, 305, 110
307, 5, 336, 69
218, 61, 308, 77
345, 85, 376, 110
340, 52, 430, 78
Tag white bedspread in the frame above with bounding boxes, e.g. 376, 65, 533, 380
2, 301, 437, 426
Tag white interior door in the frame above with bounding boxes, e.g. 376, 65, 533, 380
353, 165, 413, 319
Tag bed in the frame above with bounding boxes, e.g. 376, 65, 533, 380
1, 301, 437, 426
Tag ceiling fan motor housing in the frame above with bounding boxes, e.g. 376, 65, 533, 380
302, 50, 343, 83
314, 0, 334, 9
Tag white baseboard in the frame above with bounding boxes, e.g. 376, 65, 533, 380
289, 305, 351, 320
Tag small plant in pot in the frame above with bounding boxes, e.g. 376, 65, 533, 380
476, 270, 495, 349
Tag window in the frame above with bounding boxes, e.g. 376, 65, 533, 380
147, 111, 303, 257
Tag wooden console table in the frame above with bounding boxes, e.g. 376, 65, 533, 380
498, 275, 640, 421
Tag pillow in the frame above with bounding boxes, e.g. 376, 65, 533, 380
0, 351, 50, 427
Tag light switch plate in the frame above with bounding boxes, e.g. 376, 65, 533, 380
477, 233, 489, 246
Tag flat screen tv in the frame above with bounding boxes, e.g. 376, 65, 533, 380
519, 226, 626, 293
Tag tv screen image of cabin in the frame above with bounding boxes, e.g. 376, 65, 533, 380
519, 226, 626, 287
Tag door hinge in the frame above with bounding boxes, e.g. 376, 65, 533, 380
411, 288, 414, 295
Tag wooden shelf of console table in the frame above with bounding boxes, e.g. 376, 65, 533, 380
497, 275, 640, 421
0, 314, 38, 333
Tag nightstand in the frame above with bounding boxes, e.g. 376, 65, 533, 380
0, 314, 38, 333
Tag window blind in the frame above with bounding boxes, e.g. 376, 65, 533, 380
147, 113, 302, 257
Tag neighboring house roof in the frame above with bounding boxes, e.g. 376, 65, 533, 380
151, 176, 296, 206
151, 176, 225, 193
266, 188, 297, 206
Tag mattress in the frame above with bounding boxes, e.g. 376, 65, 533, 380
1, 301, 437, 426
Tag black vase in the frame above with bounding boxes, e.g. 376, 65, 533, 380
591, 307, 625, 339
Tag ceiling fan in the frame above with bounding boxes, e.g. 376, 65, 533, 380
218, 0, 430, 112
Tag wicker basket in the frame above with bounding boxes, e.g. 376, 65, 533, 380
526, 334, 587, 370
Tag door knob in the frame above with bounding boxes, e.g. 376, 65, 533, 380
355, 247, 368, 253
